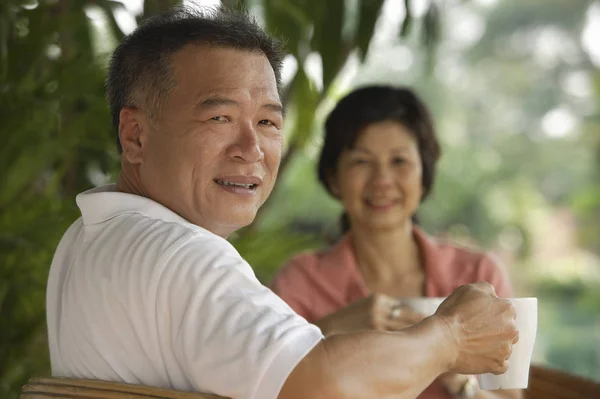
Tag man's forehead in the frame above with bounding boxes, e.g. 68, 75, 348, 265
170, 46, 280, 99
172, 45, 274, 78
199, 87, 281, 100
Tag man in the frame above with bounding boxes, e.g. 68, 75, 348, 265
47, 7, 519, 399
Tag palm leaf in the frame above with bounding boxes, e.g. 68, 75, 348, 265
356, 0, 385, 61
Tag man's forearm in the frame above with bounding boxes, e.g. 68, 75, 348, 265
280, 316, 456, 399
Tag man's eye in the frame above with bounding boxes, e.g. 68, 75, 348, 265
211, 116, 229, 122
258, 119, 274, 126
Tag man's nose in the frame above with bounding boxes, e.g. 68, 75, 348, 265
227, 121, 264, 163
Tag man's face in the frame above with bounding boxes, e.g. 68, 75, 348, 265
129, 45, 283, 237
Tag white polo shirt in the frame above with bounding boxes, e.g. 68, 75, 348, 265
47, 184, 323, 399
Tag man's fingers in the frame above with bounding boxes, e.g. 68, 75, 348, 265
474, 281, 497, 297
512, 330, 520, 344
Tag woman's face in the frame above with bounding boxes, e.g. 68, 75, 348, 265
330, 120, 423, 231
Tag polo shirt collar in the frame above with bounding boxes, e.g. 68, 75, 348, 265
76, 184, 191, 226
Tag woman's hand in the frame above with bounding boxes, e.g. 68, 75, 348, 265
315, 294, 426, 335
439, 373, 476, 397
439, 372, 523, 399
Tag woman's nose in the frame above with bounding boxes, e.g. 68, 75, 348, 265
371, 163, 394, 186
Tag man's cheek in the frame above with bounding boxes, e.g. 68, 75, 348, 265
267, 139, 283, 163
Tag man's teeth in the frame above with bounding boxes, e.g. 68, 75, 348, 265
216, 180, 256, 188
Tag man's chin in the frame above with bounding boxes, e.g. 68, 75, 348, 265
217, 211, 258, 236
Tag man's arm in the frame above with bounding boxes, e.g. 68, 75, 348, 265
280, 316, 453, 399
279, 282, 518, 399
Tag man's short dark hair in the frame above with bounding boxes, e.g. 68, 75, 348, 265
106, 6, 285, 152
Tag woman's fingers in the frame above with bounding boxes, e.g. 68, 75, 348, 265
377, 303, 426, 331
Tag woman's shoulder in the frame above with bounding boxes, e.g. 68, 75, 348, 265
419, 229, 512, 296
283, 247, 327, 269
439, 240, 503, 278
274, 235, 355, 282
417, 228, 491, 266
418, 228, 505, 278
436, 238, 494, 265
280, 241, 345, 273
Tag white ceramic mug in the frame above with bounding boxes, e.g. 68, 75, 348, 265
399, 296, 538, 390
397, 297, 445, 316
477, 297, 538, 390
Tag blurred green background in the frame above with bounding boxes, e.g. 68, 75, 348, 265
1, 0, 599, 397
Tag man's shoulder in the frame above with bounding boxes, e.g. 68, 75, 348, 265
115, 212, 245, 273
55, 207, 243, 280
105, 209, 233, 251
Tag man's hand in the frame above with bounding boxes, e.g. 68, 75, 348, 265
434, 282, 519, 376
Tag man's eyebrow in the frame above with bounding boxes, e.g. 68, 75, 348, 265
195, 96, 285, 116
196, 96, 240, 110
263, 103, 285, 116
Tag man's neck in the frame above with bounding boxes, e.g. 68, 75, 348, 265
116, 161, 147, 198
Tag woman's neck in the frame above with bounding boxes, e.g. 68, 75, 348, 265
350, 221, 423, 291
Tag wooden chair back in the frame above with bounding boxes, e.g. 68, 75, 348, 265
22, 365, 600, 399
20, 377, 230, 399
525, 364, 600, 399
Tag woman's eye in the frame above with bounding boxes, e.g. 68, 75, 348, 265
392, 157, 406, 164
352, 159, 369, 165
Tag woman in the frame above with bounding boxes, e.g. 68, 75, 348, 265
271, 86, 521, 399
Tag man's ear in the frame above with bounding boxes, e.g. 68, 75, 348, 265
118, 107, 148, 164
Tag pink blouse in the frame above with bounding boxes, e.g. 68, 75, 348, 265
271, 227, 513, 399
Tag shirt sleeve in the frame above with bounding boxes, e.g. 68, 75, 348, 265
475, 254, 514, 298
270, 256, 318, 322
157, 236, 323, 399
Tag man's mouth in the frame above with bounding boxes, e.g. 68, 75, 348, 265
214, 179, 258, 190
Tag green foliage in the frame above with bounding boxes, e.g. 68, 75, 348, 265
0, 1, 171, 396
535, 280, 600, 380
263, 0, 308, 60
356, 0, 385, 60
308, 0, 345, 89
